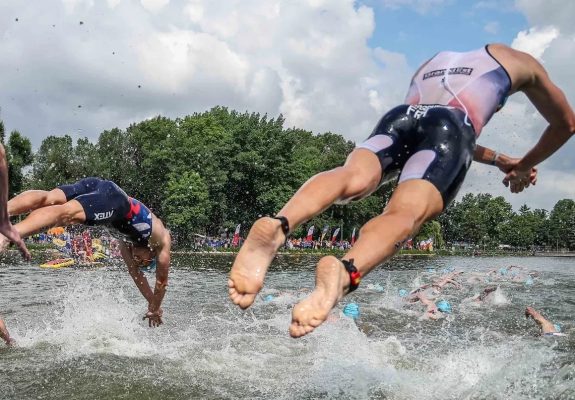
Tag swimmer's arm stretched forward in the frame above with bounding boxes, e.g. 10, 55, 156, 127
501, 48, 575, 191
121, 243, 154, 304
474, 145, 537, 186
146, 216, 171, 328
0, 318, 14, 346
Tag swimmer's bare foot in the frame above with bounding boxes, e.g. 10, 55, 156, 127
228, 217, 286, 309
289, 256, 350, 338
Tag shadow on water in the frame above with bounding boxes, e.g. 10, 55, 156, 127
1, 255, 575, 399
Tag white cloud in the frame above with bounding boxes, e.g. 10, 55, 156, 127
511, 26, 559, 59
515, 0, 575, 35
0, 0, 406, 146
140, 0, 169, 13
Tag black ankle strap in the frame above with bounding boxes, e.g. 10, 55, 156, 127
272, 216, 290, 237
342, 258, 361, 293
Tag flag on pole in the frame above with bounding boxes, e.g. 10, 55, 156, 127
351, 227, 356, 245
82, 230, 93, 258
406, 238, 413, 249
232, 224, 241, 246
320, 225, 330, 242
306, 225, 315, 241
331, 227, 340, 243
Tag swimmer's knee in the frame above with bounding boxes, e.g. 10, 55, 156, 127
337, 165, 380, 203
47, 189, 68, 205
57, 201, 86, 225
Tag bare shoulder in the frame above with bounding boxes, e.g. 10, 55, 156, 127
488, 44, 574, 128
487, 43, 546, 91
150, 214, 171, 247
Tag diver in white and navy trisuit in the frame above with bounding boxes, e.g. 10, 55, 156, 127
229, 43, 575, 338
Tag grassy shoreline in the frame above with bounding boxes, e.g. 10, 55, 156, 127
19, 243, 563, 259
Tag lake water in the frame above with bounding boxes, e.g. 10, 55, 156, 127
1, 254, 574, 400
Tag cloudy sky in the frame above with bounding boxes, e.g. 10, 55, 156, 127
0, 0, 573, 211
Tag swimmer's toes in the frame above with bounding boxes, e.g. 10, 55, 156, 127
237, 294, 257, 309
228, 288, 257, 309
290, 321, 318, 338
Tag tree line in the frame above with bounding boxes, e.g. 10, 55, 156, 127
1, 107, 574, 250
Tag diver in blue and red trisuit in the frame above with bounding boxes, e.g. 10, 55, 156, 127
229, 43, 575, 338
0, 177, 171, 327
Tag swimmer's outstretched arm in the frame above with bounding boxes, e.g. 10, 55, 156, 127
146, 229, 171, 327
120, 242, 155, 304
0, 318, 14, 346
525, 307, 557, 335
474, 145, 537, 186
444, 279, 462, 289
503, 51, 575, 191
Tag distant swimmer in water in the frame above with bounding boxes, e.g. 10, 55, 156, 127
416, 292, 451, 320
1, 178, 171, 327
0, 317, 14, 346
525, 306, 566, 337
404, 271, 462, 304
229, 43, 574, 338
466, 285, 498, 304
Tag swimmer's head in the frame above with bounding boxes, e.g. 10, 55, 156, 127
264, 294, 275, 302
132, 245, 157, 268
525, 277, 534, 286
498, 267, 508, 276
436, 300, 452, 314
553, 323, 562, 333
372, 283, 385, 292
343, 303, 360, 319
398, 289, 409, 297
139, 257, 157, 273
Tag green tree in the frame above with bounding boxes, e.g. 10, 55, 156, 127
0, 120, 5, 144
162, 171, 211, 241
71, 137, 99, 181
415, 220, 445, 249
31, 135, 75, 189
548, 199, 575, 250
6, 130, 33, 196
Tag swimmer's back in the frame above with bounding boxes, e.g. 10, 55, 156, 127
405, 45, 511, 134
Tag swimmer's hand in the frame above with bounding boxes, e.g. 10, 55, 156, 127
0, 223, 31, 261
143, 308, 163, 328
502, 167, 537, 193
494, 155, 537, 193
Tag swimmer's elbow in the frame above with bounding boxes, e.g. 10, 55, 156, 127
568, 118, 575, 136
